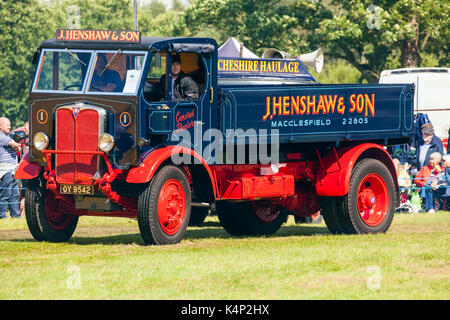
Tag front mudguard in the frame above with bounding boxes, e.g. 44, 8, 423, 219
14, 153, 42, 180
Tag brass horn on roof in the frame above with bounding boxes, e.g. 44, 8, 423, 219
262, 48, 324, 73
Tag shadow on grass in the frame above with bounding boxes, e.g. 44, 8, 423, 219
8, 224, 331, 246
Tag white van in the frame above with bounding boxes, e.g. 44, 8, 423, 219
379, 68, 450, 147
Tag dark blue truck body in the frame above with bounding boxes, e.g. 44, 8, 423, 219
219, 83, 414, 145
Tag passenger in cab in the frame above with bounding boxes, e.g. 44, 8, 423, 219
160, 54, 199, 101
90, 53, 123, 92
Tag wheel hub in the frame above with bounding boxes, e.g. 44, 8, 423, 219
158, 179, 186, 235
356, 173, 389, 227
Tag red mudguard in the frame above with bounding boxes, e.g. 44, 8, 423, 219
126, 145, 219, 198
14, 153, 41, 180
315, 143, 397, 197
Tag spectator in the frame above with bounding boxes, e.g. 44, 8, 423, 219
0, 117, 22, 218
414, 152, 443, 213
11, 121, 29, 157
11, 121, 29, 216
431, 154, 450, 210
416, 123, 444, 170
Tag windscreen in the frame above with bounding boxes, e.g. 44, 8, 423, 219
33, 49, 92, 92
87, 51, 145, 93
32, 49, 146, 94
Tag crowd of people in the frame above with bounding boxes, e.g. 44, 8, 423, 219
394, 120, 450, 213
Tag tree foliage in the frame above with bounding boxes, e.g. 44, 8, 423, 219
0, 0, 447, 127
184, 0, 449, 83
0, 0, 54, 126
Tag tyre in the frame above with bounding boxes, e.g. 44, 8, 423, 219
217, 200, 286, 236
320, 197, 345, 234
25, 178, 78, 242
137, 165, 191, 245
188, 206, 209, 227
337, 158, 396, 234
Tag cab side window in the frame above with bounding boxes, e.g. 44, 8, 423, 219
143, 52, 206, 102
143, 51, 167, 102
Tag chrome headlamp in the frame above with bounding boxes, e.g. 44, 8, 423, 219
98, 133, 115, 153
33, 132, 49, 151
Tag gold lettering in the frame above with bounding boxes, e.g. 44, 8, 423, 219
288, 62, 294, 73
283, 96, 290, 115
349, 94, 356, 113
263, 97, 271, 121
364, 93, 375, 117
316, 95, 326, 114
56, 29, 64, 40
299, 96, 307, 115
273, 96, 282, 116
307, 95, 316, 115
356, 94, 364, 113
337, 97, 345, 114
325, 95, 337, 114
291, 96, 300, 115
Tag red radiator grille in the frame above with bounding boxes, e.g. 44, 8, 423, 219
55, 107, 100, 184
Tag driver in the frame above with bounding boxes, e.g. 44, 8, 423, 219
89, 53, 123, 92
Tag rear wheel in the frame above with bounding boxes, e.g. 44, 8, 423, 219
137, 165, 191, 245
25, 178, 78, 242
322, 159, 396, 234
217, 200, 286, 236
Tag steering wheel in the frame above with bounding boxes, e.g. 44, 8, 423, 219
90, 85, 104, 92
64, 84, 83, 91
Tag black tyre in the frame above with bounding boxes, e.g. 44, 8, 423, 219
217, 200, 286, 236
188, 206, 209, 227
337, 159, 396, 234
137, 165, 191, 245
25, 178, 78, 242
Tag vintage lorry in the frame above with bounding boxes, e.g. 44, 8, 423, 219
16, 30, 415, 245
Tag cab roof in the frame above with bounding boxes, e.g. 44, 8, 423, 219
38, 36, 218, 53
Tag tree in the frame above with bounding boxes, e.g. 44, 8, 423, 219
310, 0, 450, 82
0, 0, 54, 126
184, 0, 449, 83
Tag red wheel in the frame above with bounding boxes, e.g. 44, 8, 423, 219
45, 190, 75, 231
157, 179, 187, 235
356, 173, 389, 227
138, 166, 191, 245
338, 159, 396, 234
25, 178, 78, 242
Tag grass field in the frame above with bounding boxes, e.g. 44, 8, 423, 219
0, 212, 449, 300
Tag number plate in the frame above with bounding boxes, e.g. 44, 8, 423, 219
60, 184, 94, 195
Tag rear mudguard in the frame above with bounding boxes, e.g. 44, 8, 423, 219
315, 143, 397, 197
14, 153, 42, 180
126, 145, 219, 198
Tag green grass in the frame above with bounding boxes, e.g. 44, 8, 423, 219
0, 212, 449, 300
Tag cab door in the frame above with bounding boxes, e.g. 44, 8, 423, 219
142, 47, 217, 158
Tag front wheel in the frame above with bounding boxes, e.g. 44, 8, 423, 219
25, 178, 78, 242
137, 165, 191, 245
